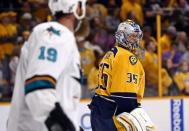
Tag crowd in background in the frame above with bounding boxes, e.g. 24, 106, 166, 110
0, 0, 189, 101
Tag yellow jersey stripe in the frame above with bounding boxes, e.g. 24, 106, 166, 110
25, 75, 56, 86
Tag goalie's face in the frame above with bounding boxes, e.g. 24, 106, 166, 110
127, 32, 140, 46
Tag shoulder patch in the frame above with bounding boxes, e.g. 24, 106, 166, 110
129, 55, 138, 65
47, 26, 60, 36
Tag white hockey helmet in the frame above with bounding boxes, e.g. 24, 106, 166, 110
48, 0, 87, 20
115, 20, 143, 51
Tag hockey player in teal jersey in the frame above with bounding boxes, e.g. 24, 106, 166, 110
7, 1, 87, 131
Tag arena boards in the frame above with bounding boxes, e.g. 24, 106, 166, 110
0, 97, 189, 131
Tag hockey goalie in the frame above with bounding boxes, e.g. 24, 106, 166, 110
89, 20, 156, 131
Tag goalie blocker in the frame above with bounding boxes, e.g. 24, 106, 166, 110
116, 107, 155, 131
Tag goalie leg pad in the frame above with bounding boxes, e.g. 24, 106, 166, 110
116, 112, 136, 131
116, 108, 155, 131
130, 107, 155, 131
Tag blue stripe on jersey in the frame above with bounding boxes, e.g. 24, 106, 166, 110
110, 47, 118, 57
25, 80, 55, 95
111, 92, 137, 98
110, 92, 139, 114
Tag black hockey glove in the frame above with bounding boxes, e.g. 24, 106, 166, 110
45, 103, 75, 131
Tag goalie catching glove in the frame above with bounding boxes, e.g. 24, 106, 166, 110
45, 103, 75, 131
116, 107, 155, 131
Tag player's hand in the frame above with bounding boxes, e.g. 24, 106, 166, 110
45, 103, 75, 131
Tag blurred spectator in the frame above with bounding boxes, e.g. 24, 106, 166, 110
0, 12, 16, 56
20, 12, 34, 32
21, 1, 31, 13
171, 8, 189, 33
16, 30, 27, 46
7, 11, 17, 35
77, 36, 96, 84
84, 35, 104, 56
174, 61, 189, 95
176, 0, 189, 11
90, 16, 105, 32
9, 46, 20, 91
175, 31, 187, 53
141, 26, 156, 48
90, 16, 114, 51
32, 2, 49, 23
93, 30, 109, 51
105, 8, 120, 33
75, 18, 90, 41
0, 13, 8, 60
88, 48, 104, 92
22, 30, 30, 41
181, 42, 189, 63
86, 0, 108, 20
163, 43, 183, 75
104, 5, 118, 51
161, 66, 173, 96
107, 0, 119, 12
162, 59, 173, 95
105, 0, 120, 32
143, 0, 163, 33
0, 59, 8, 100
7, 11, 19, 34
120, 0, 144, 25
77, 36, 96, 98
142, 40, 158, 96
160, 26, 177, 54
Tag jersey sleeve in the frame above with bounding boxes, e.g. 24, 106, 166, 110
24, 27, 74, 122
137, 65, 145, 104
96, 51, 113, 96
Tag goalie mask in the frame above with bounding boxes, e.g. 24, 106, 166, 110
115, 20, 143, 57
48, 0, 87, 20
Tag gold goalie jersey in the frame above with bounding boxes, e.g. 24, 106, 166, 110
96, 46, 145, 104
